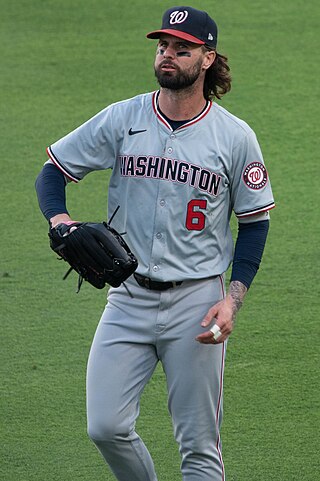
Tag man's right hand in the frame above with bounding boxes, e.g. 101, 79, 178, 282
50, 214, 73, 228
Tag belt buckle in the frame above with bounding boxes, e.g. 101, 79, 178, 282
144, 277, 151, 289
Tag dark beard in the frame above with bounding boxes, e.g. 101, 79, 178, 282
154, 59, 202, 90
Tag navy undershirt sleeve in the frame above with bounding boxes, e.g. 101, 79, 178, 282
231, 220, 270, 289
35, 163, 69, 221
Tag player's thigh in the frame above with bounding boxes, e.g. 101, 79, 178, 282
87, 305, 158, 439
163, 336, 225, 425
160, 277, 226, 436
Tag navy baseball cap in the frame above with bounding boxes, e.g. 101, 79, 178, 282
147, 6, 218, 48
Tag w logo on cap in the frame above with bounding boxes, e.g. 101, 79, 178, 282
169, 10, 189, 24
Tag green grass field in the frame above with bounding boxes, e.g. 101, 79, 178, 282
1, 0, 319, 480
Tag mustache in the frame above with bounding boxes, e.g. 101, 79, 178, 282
158, 60, 178, 69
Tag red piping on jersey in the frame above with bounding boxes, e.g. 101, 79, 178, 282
152, 91, 212, 131
215, 274, 226, 480
46, 146, 79, 183
236, 202, 275, 218
152, 92, 172, 130
216, 341, 226, 480
218, 274, 225, 298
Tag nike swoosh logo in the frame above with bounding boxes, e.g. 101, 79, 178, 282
128, 128, 147, 136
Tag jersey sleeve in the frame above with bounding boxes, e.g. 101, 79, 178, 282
230, 130, 275, 218
47, 105, 117, 182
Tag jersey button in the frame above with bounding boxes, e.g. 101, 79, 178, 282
170, 134, 176, 140
153, 265, 159, 272
156, 232, 162, 239
160, 199, 165, 206
167, 147, 173, 154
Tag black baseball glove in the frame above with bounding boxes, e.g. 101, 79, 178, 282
49, 222, 138, 290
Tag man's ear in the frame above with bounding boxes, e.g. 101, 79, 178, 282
203, 50, 216, 70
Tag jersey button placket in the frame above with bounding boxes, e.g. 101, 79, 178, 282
166, 134, 175, 156
150, 131, 173, 276
149, 195, 167, 276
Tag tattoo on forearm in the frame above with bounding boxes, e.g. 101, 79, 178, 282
229, 281, 247, 319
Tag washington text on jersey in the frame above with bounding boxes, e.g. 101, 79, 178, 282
119, 154, 222, 196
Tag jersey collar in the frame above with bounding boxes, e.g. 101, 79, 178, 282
152, 91, 212, 131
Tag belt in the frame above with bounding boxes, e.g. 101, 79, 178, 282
134, 273, 183, 291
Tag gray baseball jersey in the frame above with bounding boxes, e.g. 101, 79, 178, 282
47, 91, 274, 281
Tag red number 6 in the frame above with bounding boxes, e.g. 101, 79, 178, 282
185, 199, 207, 231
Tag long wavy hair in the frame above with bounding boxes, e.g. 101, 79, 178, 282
202, 47, 232, 101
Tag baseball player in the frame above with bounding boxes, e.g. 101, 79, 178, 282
35, 6, 275, 481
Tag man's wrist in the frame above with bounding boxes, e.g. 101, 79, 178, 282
50, 213, 72, 228
228, 280, 248, 318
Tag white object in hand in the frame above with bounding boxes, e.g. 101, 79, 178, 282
210, 323, 222, 341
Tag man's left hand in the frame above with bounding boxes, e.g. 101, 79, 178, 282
196, 295, 235, 344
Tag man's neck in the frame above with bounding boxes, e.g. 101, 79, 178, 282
158, 86, 208, 121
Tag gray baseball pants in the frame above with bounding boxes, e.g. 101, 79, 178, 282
87, 276, 226, 481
